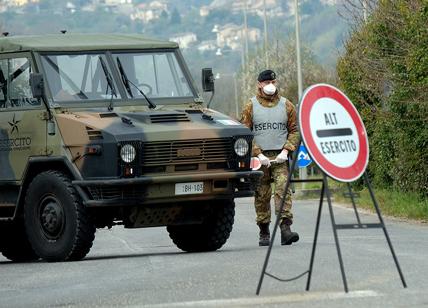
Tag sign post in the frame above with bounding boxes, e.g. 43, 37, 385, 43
256, 84, 406, 295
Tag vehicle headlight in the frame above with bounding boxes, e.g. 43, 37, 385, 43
120, 144, 136, 163
234, 138, 249, 157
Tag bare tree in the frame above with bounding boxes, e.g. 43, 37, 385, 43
237, 37, 333, 109
339, 0, 378, 26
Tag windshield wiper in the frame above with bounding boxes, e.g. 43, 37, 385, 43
116, 57, 133, 98
116, 57, 156, 109
98, 56, 117, 111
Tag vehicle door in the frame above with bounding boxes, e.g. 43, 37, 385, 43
0, 54, 46, 181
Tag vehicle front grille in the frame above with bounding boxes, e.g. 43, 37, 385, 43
142, 138, 233, 166
87, 185, 145, 201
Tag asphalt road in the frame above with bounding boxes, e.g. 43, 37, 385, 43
0, 197, 427, 307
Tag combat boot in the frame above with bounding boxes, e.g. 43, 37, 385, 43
280, 222, 299, 245
258, 223, 270, 246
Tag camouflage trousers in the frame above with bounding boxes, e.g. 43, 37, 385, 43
254, 151, 293, 226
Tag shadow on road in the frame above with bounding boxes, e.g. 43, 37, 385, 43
0, 245, 269, 264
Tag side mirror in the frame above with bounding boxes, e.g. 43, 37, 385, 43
202, 68, 214, 92
30, 73, 44, 99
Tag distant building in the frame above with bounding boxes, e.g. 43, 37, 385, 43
131, 0, 169, 23
66, 1, 76, 13
7, 0, 40, 6
169, 32, 197, 49
251, 0, 284, 18
100, 0, 133, 14
215, 23, 260, 50
81, 2, 97, 12
209, 0, 284, 17
197, 40, 217, 52
199, 6, 210, 17
104, 0, 132, 5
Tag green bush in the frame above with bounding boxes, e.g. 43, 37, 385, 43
337, 0, 428, 197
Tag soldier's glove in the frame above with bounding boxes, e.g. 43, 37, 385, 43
275, 149, 289, 163
257, 153, 271, 167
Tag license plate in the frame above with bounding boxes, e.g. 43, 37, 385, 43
175, 182, 204, 195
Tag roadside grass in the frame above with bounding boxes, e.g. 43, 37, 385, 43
333, 188, 428, 222
291, 175, 341, 199
278, 174, 427, 222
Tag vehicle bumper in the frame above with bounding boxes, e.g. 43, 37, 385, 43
72, 170, 263, 207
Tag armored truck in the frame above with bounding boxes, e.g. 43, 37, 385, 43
0, 33, 262, 262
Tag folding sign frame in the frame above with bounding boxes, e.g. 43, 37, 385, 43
256, 84, 407, 294
256, 141, 407, 294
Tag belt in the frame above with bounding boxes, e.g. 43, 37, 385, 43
263, 150, 282, 157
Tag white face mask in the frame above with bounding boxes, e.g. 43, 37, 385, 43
262, 83, 276, 95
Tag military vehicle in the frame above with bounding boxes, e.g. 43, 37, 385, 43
0, 33, 262, 262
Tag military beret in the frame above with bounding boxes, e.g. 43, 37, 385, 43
258, 70, 276, 82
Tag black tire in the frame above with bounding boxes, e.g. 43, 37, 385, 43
167, 199, 235, 252
24, 170, 96, 262
0, 222, 39, 262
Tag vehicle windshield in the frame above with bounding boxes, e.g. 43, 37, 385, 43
41, 51, 193, 103
41, 53, 121, 102
113, 51, 193, 99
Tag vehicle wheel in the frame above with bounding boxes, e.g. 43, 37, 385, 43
0, 222, 39, 262
167, 199, 235, 252
24, 170, 96, 262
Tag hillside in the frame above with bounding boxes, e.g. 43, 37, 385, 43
0, 0, 348, 79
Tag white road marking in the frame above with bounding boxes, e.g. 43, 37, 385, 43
140, 290, 380, 307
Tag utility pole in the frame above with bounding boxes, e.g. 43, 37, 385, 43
294, 0, 306, 183
240, 29, 246, 68
233, 73, 239, 118
263, 0, 269, 67
294, 0, 303, 100
243, 0, 249, 64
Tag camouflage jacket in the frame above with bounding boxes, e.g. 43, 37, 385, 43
240, 89, 299, 156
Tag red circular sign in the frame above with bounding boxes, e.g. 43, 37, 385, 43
298, 84, 369, 182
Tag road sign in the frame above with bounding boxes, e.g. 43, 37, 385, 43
297, 144, 312, 168
298, 84, 369, 182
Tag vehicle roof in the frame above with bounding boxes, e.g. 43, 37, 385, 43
0, 33, 178, 53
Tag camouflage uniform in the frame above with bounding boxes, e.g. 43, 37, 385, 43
240, 89, 299, 226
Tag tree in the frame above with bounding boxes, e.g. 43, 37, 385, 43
337, 0, 428, 196
238, 37, 333, 108
160, 10, 168, 21
170, 7, 181, 25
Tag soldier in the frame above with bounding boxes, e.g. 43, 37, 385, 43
240, 69, 300, 246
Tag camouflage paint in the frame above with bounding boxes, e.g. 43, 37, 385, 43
0, 33, 263, 227
0, 128, 14, 179
254, 160, 293, 225
0, 109, 46, 181
54, 106, 258, 205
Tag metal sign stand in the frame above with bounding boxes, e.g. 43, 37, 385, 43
256, 140, 407, 295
